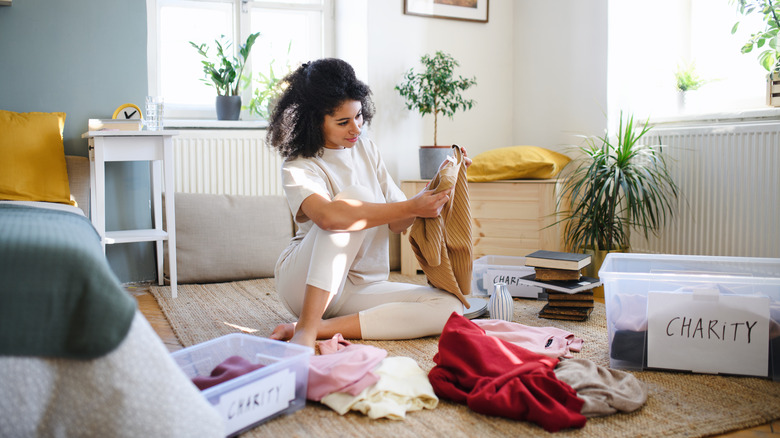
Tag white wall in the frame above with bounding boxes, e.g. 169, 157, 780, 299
339, 1, 608, 181
513, 1, 608, 153
362, 1, 515, 181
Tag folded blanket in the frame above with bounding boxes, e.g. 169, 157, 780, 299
0, 204, 136, 359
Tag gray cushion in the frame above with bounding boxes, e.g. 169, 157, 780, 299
166, 193, 293, 284
65, 155, 90, 217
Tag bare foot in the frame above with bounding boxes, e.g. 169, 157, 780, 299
288, 329, 317, 349
269, 323, 295, 341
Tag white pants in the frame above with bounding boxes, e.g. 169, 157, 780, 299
274, 185, 463, 340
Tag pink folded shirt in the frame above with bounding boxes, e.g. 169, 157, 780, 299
307, 334, 388, 401
472, 319, 584, 359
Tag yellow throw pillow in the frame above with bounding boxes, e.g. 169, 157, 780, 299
467, 145, 571, 182
0, 110, 75, 205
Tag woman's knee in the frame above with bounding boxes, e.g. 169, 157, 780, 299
431, 293, 464, 319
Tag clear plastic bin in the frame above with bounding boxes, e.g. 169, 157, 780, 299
171, 333, 313, 436
472, 255, 542, 298
600, 253, 780, 380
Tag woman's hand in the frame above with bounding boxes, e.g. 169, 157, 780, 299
410, 187, 452, 218
436, 146, 472, 172
460, 146, 473, 168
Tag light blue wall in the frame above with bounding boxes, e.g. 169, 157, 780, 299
0, 0, 157, 283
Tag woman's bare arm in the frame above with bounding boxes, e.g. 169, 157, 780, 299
300, 187, 452, 232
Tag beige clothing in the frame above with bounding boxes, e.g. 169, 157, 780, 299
409, 145, 473, 307
320, 356, 439, 420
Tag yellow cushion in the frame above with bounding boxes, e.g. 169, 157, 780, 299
467, 145, 571, 182
0, 110, 75, 205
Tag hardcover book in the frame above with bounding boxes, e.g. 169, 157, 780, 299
524, 250, 591, 270
516, 274, 602, 294
538, 304, 593, 321
534, 267, 581, 281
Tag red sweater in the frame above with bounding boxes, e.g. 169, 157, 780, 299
428, 313, 586, 432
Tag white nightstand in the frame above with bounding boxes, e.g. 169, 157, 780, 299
82, 130, 179, 298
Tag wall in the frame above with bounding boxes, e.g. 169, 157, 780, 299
0, 0, 157, 282
512, 1, 608, 152
360, 1, 608, 179
364, 1, 516, 181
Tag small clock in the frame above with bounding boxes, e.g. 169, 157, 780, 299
112, 103, 143, 120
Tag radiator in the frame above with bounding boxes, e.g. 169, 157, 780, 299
630, 120, 780, 258
172, 130, 284, 196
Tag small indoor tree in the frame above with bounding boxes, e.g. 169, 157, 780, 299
395, 51, 477, 146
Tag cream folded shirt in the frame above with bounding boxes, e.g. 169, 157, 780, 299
320, 356, 439, 420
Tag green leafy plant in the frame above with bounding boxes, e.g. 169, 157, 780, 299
731, 0, 780, 72
554, 112, 680, 252
675, 61, 709, 92
395, 51, 477, 146
189, 32, 260, 96
245, 44, 292, 119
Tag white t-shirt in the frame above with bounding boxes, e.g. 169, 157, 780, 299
279, 137, 406, 284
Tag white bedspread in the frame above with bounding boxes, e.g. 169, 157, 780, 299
0, 312, 224, 437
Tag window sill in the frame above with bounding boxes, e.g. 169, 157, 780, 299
164, 119, 268, 129
649, 107, 780, 127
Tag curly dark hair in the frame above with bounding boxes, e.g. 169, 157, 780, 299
266, 58, 375, 159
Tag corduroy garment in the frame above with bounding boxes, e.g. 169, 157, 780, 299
409, 145, 473, 308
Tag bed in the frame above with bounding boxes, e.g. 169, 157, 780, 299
0, 110, 223, 437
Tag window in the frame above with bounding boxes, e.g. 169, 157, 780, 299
608, 0, 769, 123
147, 0, 333, 120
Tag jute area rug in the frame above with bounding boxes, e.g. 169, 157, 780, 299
150, 273, 780, 438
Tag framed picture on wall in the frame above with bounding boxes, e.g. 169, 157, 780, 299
404, 0, 489, 23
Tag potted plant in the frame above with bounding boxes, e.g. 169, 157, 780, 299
554, 112, 680, 285
674, 61, 709, 111
731, 0, 780, 106
189, 32, 260, 120
395, 51, 477, 179
245, 46, 292, 120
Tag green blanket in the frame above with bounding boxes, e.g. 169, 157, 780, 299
0, 204, 136, 359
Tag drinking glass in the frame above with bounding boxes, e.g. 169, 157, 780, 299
144, 96, 164, 131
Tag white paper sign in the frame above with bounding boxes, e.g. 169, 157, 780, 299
215, 368, 296, 435
647, 290, 770, 377
485, 268, 542, 298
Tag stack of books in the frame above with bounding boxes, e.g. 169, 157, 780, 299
519, 250, 602, 321
539, 290, 594, 321
88, 118, 142, 131
524, 249, 592, 281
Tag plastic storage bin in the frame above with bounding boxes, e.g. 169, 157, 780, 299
600, 253, 780, 380
171, 334, 313, 437
472, 255, 542, 298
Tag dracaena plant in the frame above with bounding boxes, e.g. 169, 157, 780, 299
554, 112, 680, 252
395, 51, 477, 146
189, 32, 260, 96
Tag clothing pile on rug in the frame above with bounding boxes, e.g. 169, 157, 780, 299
189, 315, 648, 430
308, 334, 438, 420
429, 313, 648, 432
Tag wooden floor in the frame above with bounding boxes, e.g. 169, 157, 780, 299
127, 283, 778, 438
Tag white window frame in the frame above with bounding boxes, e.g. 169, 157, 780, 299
146, 0, 334, 122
